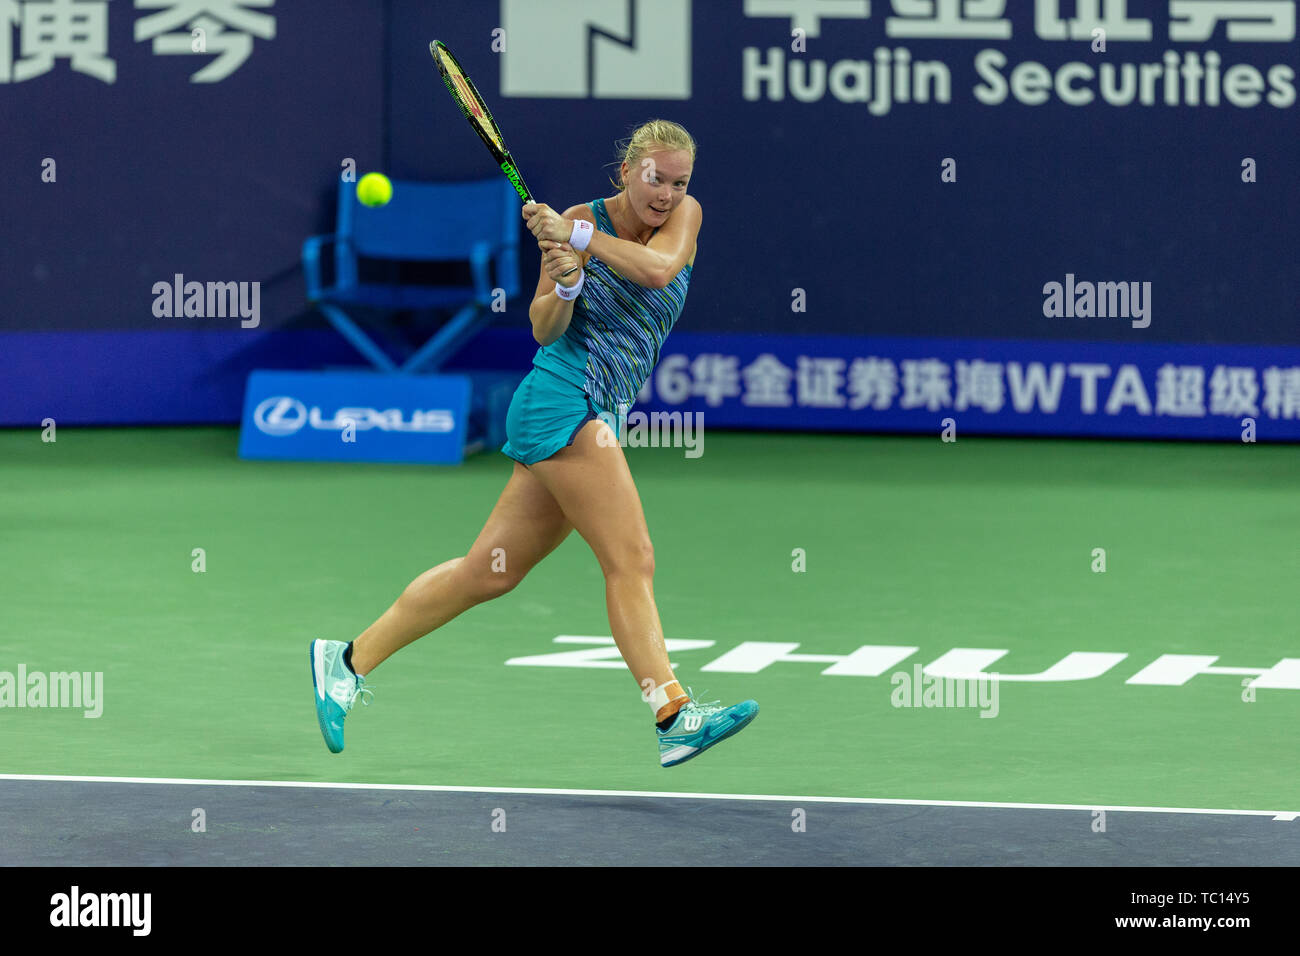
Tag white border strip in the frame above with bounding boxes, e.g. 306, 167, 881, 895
1, 773, 1295, 821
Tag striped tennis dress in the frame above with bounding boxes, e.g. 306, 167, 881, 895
501, 196, 693, 465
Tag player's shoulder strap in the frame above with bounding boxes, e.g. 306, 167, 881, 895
590, 198, 613, 235
590, 197, 659, 239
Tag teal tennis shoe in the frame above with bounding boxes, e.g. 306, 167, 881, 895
657, 691, 758, 767
310, 639, 372, 753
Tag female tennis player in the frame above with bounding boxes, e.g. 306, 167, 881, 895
311, 119, 757, 767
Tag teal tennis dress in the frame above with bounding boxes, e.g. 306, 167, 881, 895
502, 197, 693, 466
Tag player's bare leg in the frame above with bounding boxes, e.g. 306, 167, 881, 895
526, 417, 687, 719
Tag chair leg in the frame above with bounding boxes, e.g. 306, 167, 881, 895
317, 304, 398, 372
401, 303, 486, 374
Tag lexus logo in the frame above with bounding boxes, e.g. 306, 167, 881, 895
251, 396, 457, 436
254, 396, 308, 436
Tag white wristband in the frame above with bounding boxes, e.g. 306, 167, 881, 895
568, 218, 594, 251
554, 268, 584, 301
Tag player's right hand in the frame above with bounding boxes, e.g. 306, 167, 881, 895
523, 203, 572, 244
541, 240, 580, 287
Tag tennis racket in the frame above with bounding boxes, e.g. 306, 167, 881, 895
430, 39, 578, 276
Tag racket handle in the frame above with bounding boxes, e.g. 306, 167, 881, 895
560, 267, 578, 277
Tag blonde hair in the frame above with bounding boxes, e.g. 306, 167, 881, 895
608, 119, 697, 191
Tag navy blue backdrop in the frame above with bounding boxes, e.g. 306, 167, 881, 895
2, 0, 1297, 438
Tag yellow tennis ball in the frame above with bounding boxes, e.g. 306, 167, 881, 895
357, 172, 393, 207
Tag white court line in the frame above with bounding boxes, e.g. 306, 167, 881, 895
1, 773, 1296, 821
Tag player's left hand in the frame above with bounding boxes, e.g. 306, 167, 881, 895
522, 203, 572, 243
541, 240, 580, 287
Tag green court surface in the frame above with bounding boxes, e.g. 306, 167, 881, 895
2, 427, 1297, 812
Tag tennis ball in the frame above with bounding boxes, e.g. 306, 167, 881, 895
357, 172, 393, 207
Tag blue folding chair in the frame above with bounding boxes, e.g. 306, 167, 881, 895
302, 177, 520, 373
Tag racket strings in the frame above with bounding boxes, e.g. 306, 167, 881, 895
434, 46, 504, 151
